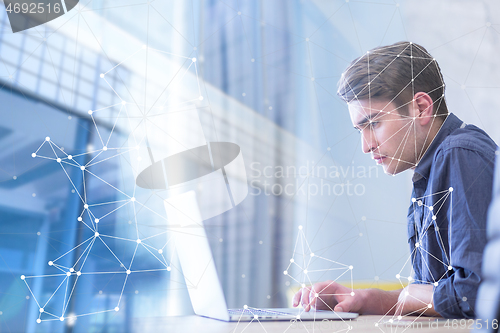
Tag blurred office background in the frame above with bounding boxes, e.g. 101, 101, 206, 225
0, 0, 499, 331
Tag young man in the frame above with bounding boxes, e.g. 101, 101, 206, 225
293, 41, 497, 318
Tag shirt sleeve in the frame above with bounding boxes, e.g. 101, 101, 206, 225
430, 145, 495, 318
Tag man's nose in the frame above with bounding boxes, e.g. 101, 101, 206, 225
361, 130, 376, 154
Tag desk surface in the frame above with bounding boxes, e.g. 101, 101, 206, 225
130, 314, 471, 333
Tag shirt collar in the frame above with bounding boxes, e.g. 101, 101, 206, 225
412, 113, 464, 183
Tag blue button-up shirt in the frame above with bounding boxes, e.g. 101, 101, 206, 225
408, 113, 497, 318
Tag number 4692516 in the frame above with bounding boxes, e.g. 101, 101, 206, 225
5, 2, 61, 14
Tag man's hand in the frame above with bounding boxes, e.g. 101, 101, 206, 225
292, 281, 440, 316
292, 281, 366, 313
396, 283, 440, 317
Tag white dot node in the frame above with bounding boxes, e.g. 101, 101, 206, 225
315, 293, 319, 297
80, 166, 85, 171
301, 284, 305, 288
21, 275, 25, 280
449, 187, 453, 192
242, 274, 245, 278
192, 57, 197, 62
434, 282, 438, 286
350, 292, 355, 296
436, 226, 439, 231
70, 268, 74, 272
56, 158, 61, 163
77, 271, 81, 276
415, 243, 420, 247
103, 146, 108, 151
487, 22, 492, 27
429, 206, 433, 211
68, 155, 72, 160
283, 270, 288, 275
304, 270, 308, 274
411, 198, 416, 202
95, 232, 99, 237
48, 261, 53, 266
311, 77, 315, 81
267, 295, 271, 299
219, 238, 223, 242
296, 315, 300, 319
167, 267, 171, 271
408, 276, 413, 281
237, 11, 241, 15
37, 231, 41, 235
158, 249, 163, 254
305, 38, 309, 42
60, 317, 64, 321
462, 297, 467, 301
396, 274, 401, 279
84, 204, 88, 209
244, 305, 248, 309
375, 323, 379, 327
389, 319, 393, 323
259, 240, 263, 244
126, 270, 131, 275
136, 239, 141, 244
26, 296, 29, 299
254, 315, 258, 319
298, 225, 303, 230
121, 100, 126, 105
66, 272, 71, 276
77, 217, 82, 221
432, 215, 436, 220
131, 197, 136, 202
361, 216, 366, 221
327, 147, 331, 151
398, 315, 402, 320
349, 265, 353, 270
31, 153, 36, 158
448, 265, 453, 270
251, 58, 255, 62
45, 136, 50, 141
95, 218, 99, 223
418, 200, 422, 206
427, 304, 432, 308
374, 276, 379, 281
290, 258, 294, 263
199, 96, 204, 101
88, 110, 93, 115
36, 319, 41, 323
115, 307, 119, 312
405, 291, 409, 296
100, 73, 104, 78
310, 253, 314, 257
359, 233, 363, 237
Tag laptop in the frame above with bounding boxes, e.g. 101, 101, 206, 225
164, 191, 359, 322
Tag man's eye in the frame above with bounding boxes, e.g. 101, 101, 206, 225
369, 122, 379, 128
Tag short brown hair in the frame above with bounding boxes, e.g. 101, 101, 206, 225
337, 41, 448, 116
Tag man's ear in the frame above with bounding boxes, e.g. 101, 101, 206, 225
413, 92, 434, 126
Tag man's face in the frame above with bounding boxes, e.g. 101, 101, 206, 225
348, 99, 418, 175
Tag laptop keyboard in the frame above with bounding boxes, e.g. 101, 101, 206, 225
228, 308, 293, 317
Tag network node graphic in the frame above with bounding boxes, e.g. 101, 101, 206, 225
283, 226, 354, 331
376, 187, 455, 330
21, 42, 248, 323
